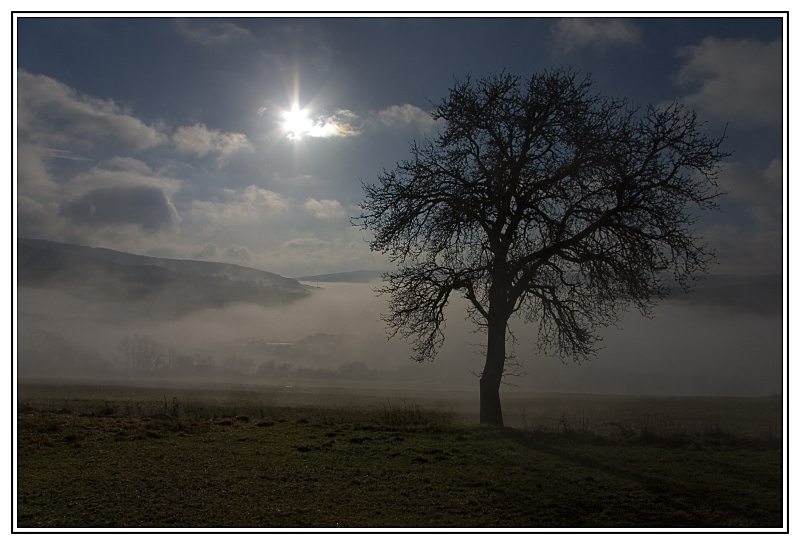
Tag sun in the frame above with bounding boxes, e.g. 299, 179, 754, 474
282, 104, 313, 140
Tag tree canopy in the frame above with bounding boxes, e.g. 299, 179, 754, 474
358, 70, 728, 426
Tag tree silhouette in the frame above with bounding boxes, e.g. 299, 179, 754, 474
358, 70, 728, 427
118, 334, 165, 373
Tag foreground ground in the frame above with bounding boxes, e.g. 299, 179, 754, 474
16, 381, 784, 529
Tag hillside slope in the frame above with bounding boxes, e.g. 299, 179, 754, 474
18, 239, 311, 316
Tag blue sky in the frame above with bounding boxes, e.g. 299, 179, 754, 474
15, 16, 784, 278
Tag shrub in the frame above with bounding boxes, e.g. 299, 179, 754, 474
377, 400, 447, 427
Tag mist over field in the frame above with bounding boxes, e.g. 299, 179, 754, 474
18, 274, 783, 397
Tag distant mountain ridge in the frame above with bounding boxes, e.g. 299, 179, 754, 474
295, 270, 386, 284
17, 238, 311, 316
19, 238, 299, 288
667, 273, 783, 317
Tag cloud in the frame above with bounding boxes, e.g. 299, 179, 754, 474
224, 245, 251, 261
15, 72, 177, 244
67, 162, 182, 199
172, 124, 252, 157
718, 159, 783, 229
17, 148, 184, 243
17, 196, 64, 239
174, 19, 250, 44
260, 225, 392, 278
60, 185, 179, 232
284, 108, 362, 140
178, 187, 380, 276
17, 144, 60, 200
324, 110, 362, 136
42, 148, 92, 162
238, 186, 291, 212
697, 159, 783, 277
193, 242, 218, 260
378, 104, 438, 131
552, 18, 642, 52
103, 156, 154, 175
186, 186, 291, 233
702, 223, 783, 277
303, 198, 347, 219
675, 37, 783, 125
17, 70, 167, 150
280, 237, 329, 251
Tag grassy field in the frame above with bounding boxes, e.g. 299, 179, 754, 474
16, 380, 784, 529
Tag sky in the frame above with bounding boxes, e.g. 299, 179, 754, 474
13, 14, 787, 396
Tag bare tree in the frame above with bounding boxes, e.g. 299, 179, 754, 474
357, 70, 728, 427
19, 328, 73, 374
118, 334, 165, 374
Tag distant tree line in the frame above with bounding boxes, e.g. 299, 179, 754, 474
18, 328, 111, 377
17, 328, 437, 384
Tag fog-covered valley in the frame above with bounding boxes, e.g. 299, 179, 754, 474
18, 282, 456, 386
16, 239, 467, 386
16, 239, 783, 397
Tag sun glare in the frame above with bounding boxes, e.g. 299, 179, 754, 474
283, 104, 313, 140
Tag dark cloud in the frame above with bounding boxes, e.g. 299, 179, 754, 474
60, 185, 177, 232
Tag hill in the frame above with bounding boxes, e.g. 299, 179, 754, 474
17, 239, 311, 316
295, 270, 386, 284
666, 273, 783, 317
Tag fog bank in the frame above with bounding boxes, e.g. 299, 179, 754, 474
17, 280, 783, 397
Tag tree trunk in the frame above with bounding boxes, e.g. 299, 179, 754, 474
480, 314, 507, 427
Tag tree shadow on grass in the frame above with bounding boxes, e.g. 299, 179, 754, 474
500, 427, 783, 528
